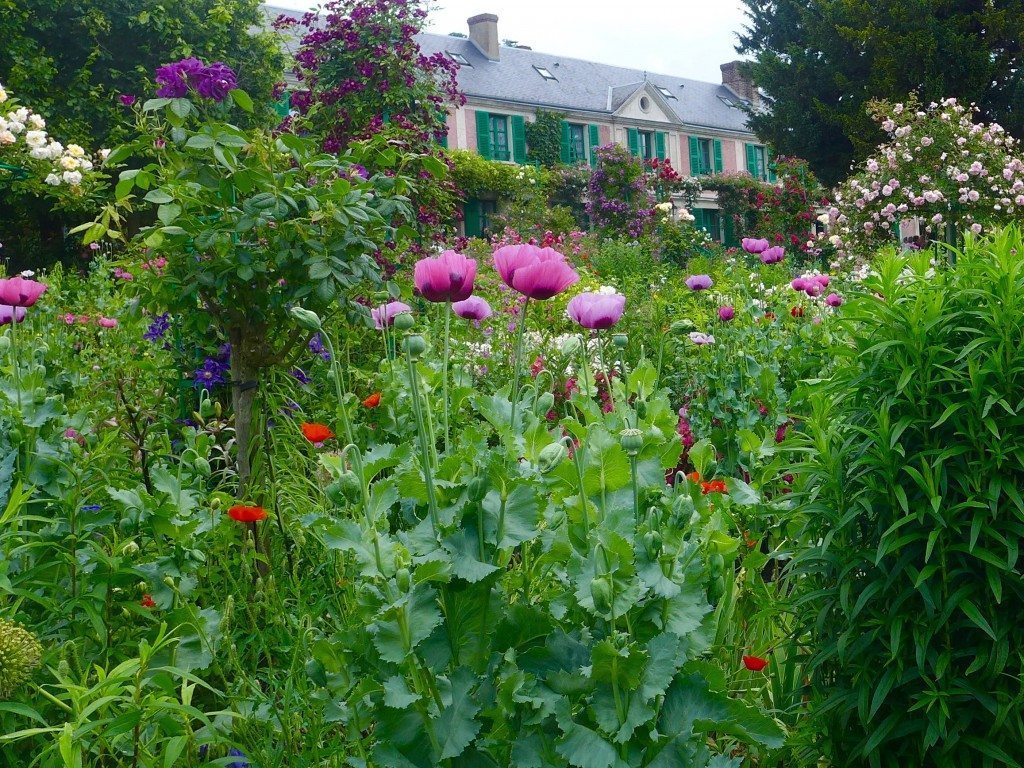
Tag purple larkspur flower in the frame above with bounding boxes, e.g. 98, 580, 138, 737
291, 367, 310, 385
144, 313, 170, 342
309, 333, 331, 361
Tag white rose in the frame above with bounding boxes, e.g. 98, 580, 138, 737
62, 170, 83, 185
0, 130, 15, 145
66, 143, 85, 158
25, 130, 46, 148
99, 148, 110, 161
45, 173, 61, 186
0, 85, 6, 103
12, 107, 28, 122
60, 155, 80, 170
27, 114, 44, 130
29, 147, 48, 159
6, 120, 24, 135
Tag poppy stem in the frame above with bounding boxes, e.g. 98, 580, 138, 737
406, 346, 440, 536
442, 304, 451, 453
321, 332, 355, 447
509, 297, 530, 430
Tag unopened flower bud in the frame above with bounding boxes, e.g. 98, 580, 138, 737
121, 541, 139, 556
467, 476, 488, 502
538, 442, 568, 473
210, 497, 222, 510
669, 319, 696, 336
396, 567, 411, 592
289, 306, 323, 331
590, 576, 613, 614
393, 312, 415, 331
193, 457, 211, 477
162, 575, 175, 588
0, 619, 43, 697
535, 392, 555, 415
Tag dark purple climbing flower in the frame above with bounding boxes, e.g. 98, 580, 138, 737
193, 62, 237, 102
155, 58, 204, 98
144, 313, 170, 342
193, 358, 228, 388
309, 333, 331, 361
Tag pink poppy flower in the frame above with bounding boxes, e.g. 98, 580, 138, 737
566, 291, 626, 330
493, 244, 579, 300
0, 276, 47, 307
370, 301, 412, 330
452, 296, 492, 321
413, 250, 476, 302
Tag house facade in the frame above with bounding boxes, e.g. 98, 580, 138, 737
264, 5, 772, 242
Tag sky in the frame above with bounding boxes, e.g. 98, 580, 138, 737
270, 0, 752, 83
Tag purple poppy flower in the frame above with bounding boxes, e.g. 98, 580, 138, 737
718, 305, 735, 322
685, 274, 713, 291
760, 246, 785, 264
0, 305, 27, 325
414, 250, 476, 302
493, 244, 579, 300
742, 238, 770, 254
791, 278, 809, 292
688, 332, 716, 345
452, 296, 493, 321
566, 291, 626, 330
371, 301, 412, 329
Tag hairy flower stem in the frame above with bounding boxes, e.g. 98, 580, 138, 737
8, 318, 21, 412
406, 347, 440, 536
344, 444, 384, 575
630, 455, 640, 527
509, 297, 531, 430
441, 305, 451, 452
579, 332, 592, 398
322, 333, 355, 447
599, 332, 616, 412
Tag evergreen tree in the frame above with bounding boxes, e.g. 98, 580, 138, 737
738, 0, 1024, 185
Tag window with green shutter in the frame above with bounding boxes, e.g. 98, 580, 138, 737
655, 132, 667, 161
511, 115, 526, 163
490, 114, 511, 161
588, 124, 600, 167
627, 127, 640, 157
713, 140, 724, 174
745, 143, 767, 180
273, 90, 291, 118
690, 137, 715, 175
569, 124, 586, 164
560, 121, 572, 164
464, 199, 482, 237
475, 111, 492, 160
637, 130, 654, 160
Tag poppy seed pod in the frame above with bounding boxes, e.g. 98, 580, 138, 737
393, 312, 415, 331
619, 428, 644, 456
612, 333, 628, 349
289, 306, 322, 331
404, 334, 427, 358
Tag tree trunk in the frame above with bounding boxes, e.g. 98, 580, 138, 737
230, 327, 258, 497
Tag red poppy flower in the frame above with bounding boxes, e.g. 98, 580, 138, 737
228, 504, 268, 523
701, 479, 728, 495
743, 655, 769, 672
687, 471, 702, 483
301, 422, 335, 443
140, 594, 156, 608
790, 306, 805, 318
362, 392, 381, 408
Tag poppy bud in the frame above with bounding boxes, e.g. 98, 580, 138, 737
619, 428, 643, 456
199, 396, 215, 419
396, 568, 411, 592
0, 336, 10, 353
121, 541, 139, 556
559, 336, 582, 356
214, 400, 222, 418
393, 312, 415, 331
162, 575, 175, 588
535, 392, 555, 415
338, 470, 362, 501
325, 480, 347, 507
404, 334, 427, 358
210, 497, 222, 510
643, 530, 662, 556
193, 457, 211, 477
538, 442, 568, 473
635, 400, 647, 420
290, 306, 323, 331
467, 476, 488, 502
669, 319, 696, 336
590, 576, 613, 614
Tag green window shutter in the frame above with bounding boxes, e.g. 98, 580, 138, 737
627, 127, 640, 157
475, 111, 492, 160
692, 208, 704, 230
273, 90, 291, 118
655, 132, 667, 161
745, 143, 758, 177
588, 124, 600, 167
463, 199, 482, 237
713, 139, 724, 173
382, 110, 391, 124
723, 213, 737, 247
767, 148, 777, 182
688, 136, 701, 175
560, 120, 572, 165
511, 115, 527, 163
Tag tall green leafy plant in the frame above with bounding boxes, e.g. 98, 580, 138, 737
787, 229, 1024, 766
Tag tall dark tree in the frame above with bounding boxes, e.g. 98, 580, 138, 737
0, 0, 284, 146
738, 0, 1024, 185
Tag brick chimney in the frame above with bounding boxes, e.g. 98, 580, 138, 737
468, 13, 499, 61
720, 60, 757, 105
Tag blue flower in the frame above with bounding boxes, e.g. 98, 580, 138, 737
193, 358, 228, 389
143, 313, 170, 342
81, 504, 102, 512
291, 367, 310, 385
308, 333, 331, 361
227, 748, 250, 768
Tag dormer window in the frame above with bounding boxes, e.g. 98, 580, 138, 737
448, 51, 471, 66
534, 66, 557, 81
657, 86, 678, 100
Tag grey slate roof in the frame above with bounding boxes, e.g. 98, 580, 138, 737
262, 4, 754, 135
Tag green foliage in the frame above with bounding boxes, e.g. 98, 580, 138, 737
0, 0, 284, 147
788, 229, 1024, 765
738, 0, 1024, 185
525, 109, 566, 168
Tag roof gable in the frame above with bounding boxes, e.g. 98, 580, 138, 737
612, 82, 679, 124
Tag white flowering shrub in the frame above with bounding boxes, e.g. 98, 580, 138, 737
828, 95, 1024, 259
0, 83, 106, 196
